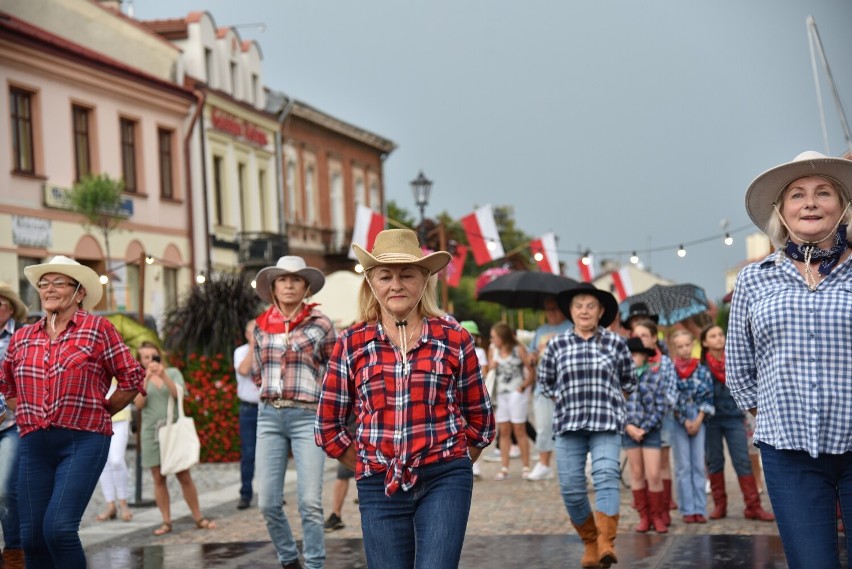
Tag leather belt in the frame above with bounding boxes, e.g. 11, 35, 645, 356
264, 398, 318, 412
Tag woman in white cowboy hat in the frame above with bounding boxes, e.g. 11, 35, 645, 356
315, 229, 495, 569
251, 256, 336, 569
727, 151, 852, 568
0, 282, 27, 567
0, 256, 145, 568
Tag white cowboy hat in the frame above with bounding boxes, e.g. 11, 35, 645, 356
254, 256, 325, 304
746, 151, 852, 230
23, 255, 103, 310
0, 281, 27, 322
352, 229, 451, 274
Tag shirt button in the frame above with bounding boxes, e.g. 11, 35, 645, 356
809, 333, 816, 338
810, 358, 816, 362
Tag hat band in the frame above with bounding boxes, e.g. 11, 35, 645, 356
373, 253, 424, 264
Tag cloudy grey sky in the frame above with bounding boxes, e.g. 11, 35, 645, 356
136, 0, 852, 299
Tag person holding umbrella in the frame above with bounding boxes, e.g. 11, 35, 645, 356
538, 283, 636, 569
727, 151, 852, 567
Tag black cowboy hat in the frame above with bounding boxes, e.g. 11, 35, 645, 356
556, 283, 619, 328
626, 337, 656, 357
622, 301, 659, 327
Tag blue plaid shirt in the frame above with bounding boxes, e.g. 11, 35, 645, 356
625, 362, 668, 432
727, 251, 852, 457
537, 327, 637, 434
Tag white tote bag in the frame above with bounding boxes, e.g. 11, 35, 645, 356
157, 384, 200, 475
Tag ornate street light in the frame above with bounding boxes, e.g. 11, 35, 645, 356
410, 170, 433, 245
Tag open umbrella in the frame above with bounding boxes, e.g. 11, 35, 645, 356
105, 313, 162, 357
618, 283, 710, 326
477, 271, 579, 310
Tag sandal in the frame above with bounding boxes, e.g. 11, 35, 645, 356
119, 506, 133, 522
153, 522, 172, 536
521, 466, 532, 480
494, 467, 510, 481
95, 509, 117, 522
194, 517, 217, 530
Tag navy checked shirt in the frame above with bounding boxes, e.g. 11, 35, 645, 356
727, 251, 852, 457
537, 327, 637, 435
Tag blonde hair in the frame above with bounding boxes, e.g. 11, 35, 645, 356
668, 328, 693, 345
357, 267, 444, 323
490, 321, 518, 349
764, 176, 852, 249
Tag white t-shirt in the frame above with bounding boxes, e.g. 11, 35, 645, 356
234, 343, 260, 404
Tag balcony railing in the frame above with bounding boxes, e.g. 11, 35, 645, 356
237, 232, 289, 266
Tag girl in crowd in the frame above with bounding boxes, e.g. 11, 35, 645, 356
134, 341, 216, 536
94, 379, 134, 522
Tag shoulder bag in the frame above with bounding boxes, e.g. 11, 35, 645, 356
158, 384, 201, 475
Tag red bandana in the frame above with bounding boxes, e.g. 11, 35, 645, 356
256, 303, 318, 334
705, 352, 726, 384
674, 357, 699, 379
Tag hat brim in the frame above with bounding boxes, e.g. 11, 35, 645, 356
746, 156, 852, 230
24, 261, 103, 311
557, 286, 619, 328
254, 267, 325, 304
0, 285, 28, 322
352, 244, 451, 274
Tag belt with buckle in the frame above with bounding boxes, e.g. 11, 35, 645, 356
265, 398, 318, 412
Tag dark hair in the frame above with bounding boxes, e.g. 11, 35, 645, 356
631, 318, 658, 337
699, 323, 724, 363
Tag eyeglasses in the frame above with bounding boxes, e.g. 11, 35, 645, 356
35, 279, 78, 290
0, 300, 9, 308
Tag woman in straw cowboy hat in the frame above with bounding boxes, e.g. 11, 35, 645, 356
252, 256, 336, 569
0, 256, 145, 568
315, 229, 495, 569
0, 282, 27, 568
727, 151, 852, 568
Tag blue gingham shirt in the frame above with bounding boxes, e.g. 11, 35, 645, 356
625, 362, 668, 432
538, 327, 637, 434
727, 251, 852, 457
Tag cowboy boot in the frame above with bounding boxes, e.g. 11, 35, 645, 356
738, 474, 775, 521
632, 488, 651, 533
570, 514, 601, 568
594, 511, 619, 569
708, 471, 727, 519
648, 490, 669, 533
661, 478, 673, 526
2, 549, 24, 569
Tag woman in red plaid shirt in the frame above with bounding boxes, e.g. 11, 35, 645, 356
315, 229, 495, 569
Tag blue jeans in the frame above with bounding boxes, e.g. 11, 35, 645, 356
554, 430, 621, 523
19, 428, 110, 569
704, 414, 751, 475
533, 393, 555, 453
0, 426, 21, 549
761, 443, 852, 569
256, 404, 325, 569
672, 422, 706, 516
238, 402, 258, 501
357, 458, 472, 569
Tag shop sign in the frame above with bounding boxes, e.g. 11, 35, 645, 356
210, 107, 269, 147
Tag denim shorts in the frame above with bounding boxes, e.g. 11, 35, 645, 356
622, 427, 662, 450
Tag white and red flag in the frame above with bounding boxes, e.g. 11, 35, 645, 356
577, 255, 595, 282
460, 205, 505, 265
530, 233, 559, 275
445, 244, 468, 287
610, 267, 633, 301
348, 205, 384, 260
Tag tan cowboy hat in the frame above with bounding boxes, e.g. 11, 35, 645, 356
0, 282, 27, 322
23, 255, 103, 310
352, 229, 451, 273
254, 256, 325, 304
746, 151, 852, 230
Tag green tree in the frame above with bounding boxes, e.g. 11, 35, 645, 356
67, 174, 126, 308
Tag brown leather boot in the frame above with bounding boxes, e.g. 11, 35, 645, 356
2, 549, 24, 569
594, 511, 619, 568
708, 471, 727, 519
648, 490, 669, 533
738, 474, 775, 521
570, 514, 600, 568
632, 488, 651, 533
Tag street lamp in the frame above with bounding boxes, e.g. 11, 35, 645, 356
410, 170, 433, 245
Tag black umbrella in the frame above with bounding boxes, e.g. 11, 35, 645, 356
618, 283, 710, 326
477, 271, 579, 310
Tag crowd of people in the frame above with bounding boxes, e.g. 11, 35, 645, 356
0, 149, 850, 569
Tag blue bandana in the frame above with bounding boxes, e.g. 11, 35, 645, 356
784, 224, 850, 276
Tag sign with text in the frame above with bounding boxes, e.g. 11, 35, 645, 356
43, 184, 133, 217
210, 107, 269, 147
12, 215, 51, 248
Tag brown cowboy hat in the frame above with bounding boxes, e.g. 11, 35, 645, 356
0, 282, 27, 322
352, 229, 451, 274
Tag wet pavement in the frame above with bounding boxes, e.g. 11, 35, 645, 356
63, 447, 843, 567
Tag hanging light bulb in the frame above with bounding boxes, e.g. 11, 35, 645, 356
629, 251, 639, 264
724, 233, 733, 246
196, 273, 206, 284
486, 240, 497, 252
250, 279, 257, 289
533, 251, 544, 262
581, 251, 592, 266
99, 274, 109, 285
677, 245, 686, 258
145, 256, 155, 265
354, 264, 364, 274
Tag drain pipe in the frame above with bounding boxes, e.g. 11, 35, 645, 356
275, 95, 295, 239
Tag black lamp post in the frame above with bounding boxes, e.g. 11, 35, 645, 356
410, 170, 432, 246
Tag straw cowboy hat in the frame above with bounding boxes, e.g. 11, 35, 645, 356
23, 255, 103, 310
556, 283, 619, 328
352, 229, 451, 274
746, 151, 852, 230
0, 282, 27, 322
254, 256, 326, 304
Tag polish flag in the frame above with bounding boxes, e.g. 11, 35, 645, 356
530, 233, 559, 275
577, 255, 595, 283
460, 205, 505, 265
348, 205, 384, 260
445, 244, 468, 287
610, 267, 633, 301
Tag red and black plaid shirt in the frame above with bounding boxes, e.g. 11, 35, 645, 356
0, 310, 145, 437
315, 317, 495, 495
